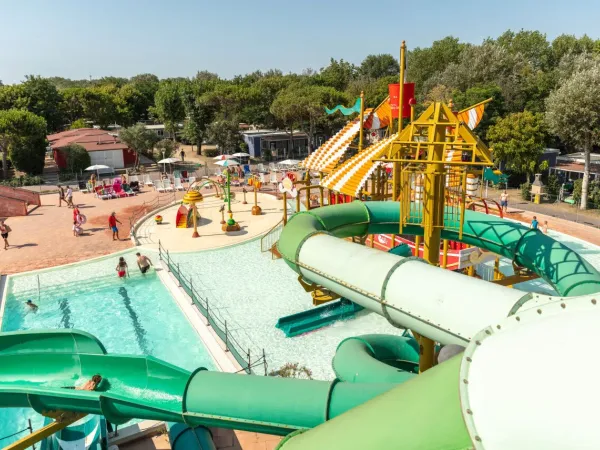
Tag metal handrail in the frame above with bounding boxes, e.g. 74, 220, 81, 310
128, 191, 176, 236
260, 218, 284, 253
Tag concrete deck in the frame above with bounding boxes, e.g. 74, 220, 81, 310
137, 193, 283, 252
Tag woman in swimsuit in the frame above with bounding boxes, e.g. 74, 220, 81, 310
116, 257, 129, 278
0, 219, 11, 250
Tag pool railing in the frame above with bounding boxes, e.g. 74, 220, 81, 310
158, 240, 268, 375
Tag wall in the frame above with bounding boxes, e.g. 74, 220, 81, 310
0, 186, 41, 206
122, 148, 136, 166
53, 149, 67, 170
89, 150, 124, 169
0, 195, 27, 217
242, 136, 262, 158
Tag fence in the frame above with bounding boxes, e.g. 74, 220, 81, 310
158, 240, 268, 375
0, 419, 35, 449
260, 219, 284, 253
128, 191, 177, 238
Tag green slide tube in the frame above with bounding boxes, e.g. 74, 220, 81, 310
0, 330, 403, 436
277, 355, 472, 450
332, 334, 419, 383
168, 423, 215, 450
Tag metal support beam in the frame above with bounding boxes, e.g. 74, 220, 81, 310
5, 414, 86, 450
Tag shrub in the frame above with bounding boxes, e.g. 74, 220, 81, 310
0, 175, 43, 187
520, 182, 531, 201
63, 144, 91, 173
573, 178, 583, 205
202, 147, 219, 158
545, 174, 561, 198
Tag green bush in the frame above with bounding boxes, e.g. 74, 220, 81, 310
545, 174, 561, 198
58, 171, 79, 182
201, 147, 219, 158
573, 178, 583, 204
63, 144, 91, 173
0, 175, 43, 186
520, 182, 531, 201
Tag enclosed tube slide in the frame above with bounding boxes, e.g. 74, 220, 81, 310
277, 201, 600, 345
0, 330, 405, 437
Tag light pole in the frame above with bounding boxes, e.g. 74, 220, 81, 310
222, 169, 240, 232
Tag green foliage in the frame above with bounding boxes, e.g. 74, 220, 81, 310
155, 139, 177, 160
207, 119, 242, 154
545, 174, 561, 198
0, 109, 48, 176
201, 147, 219, 157
520, 182, 532, 200
62, 144, 91, 173
151, 81, 185, 139
70, 118, 87, 129
0, 175, 43, 187
358, 54, 399, 79
487, 111, 547, 180
573, 178, 583, 204
316, 58, 356, 91
452, 84, 505, 138
182, 83, 217, 150
119, 124, 158, 166
17, 75, 64, 132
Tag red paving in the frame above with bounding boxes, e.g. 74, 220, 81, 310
3, 183, 600, 276
0, 189, 182, 274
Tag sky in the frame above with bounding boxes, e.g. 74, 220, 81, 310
1, 0, 599, 84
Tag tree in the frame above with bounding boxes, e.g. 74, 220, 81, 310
317, 58, 356, 91
62, 144, 91, 173
358, 54, 399, 79
452, 84, 505, 138
487, 111, 547, 182
546, 65, 600, 209
207, 119, 242, 155
495, 30, 551, 70
0, 109, 47, 177
151, 81, 185, 140
182, 86, 216, 155
70, 118, 87, 129
155, 139, 177, 160
17, 76, 64, 132
130, 73, 160, 120
81, 87, 120, 128
117, 84, 147, 125
119, 124, 159, 168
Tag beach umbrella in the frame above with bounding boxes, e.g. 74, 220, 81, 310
157, 157, 180, 174
279, 159, 301, 166
85, 164, 110, 178
213, 155, 232, 160
231, 152, 250, 157
215, 159, 240, 167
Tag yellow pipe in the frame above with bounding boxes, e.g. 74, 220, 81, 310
398, 41, 406, 134
358, 91, 365, 152
283, 192, 288, 225
5, 414, 86, 450
414, 235, 421, 257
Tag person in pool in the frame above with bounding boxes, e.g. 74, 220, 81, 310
136, 252, 153, 274
25, 300, 38, 311
116, 257, 129, 278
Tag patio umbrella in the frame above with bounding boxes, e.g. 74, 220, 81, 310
85, 164, 110, 178
157, 157, 180, 174
231, 152, 250, 158
213, 155, 232, 160
215, 159, 240, 167
279, 159, 301, 166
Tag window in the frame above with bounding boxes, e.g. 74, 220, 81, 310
157, 129, 164, 137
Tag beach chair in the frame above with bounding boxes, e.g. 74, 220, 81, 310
153, 180, 166, 193
94, 186, 110, 200
77, 181, 89, 193
187, 176, 196, 187
231, 175, 241, 187
259, 173, 267, 184
214, 167, 222, 176
173, 178, 185, 191
104, 186, 118, 199
162, 179, 175, 192
257, 163, 266, 173
121, 183, 136, 196
243, 165, 251, 176
268, 163, 277, 172
112, 182, 128, 198
269, 172, 278, 185
143, 174, 153, 186
129, 175, 139, 183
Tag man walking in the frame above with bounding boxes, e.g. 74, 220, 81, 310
108, 212, 122, 241
180, 148, 185, 162
65, 185, 74, 208
57, 185, 65, 207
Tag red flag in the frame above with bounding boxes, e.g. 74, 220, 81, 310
388, 83, 415, 119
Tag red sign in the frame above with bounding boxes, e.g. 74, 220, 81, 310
388, 83, 415, 119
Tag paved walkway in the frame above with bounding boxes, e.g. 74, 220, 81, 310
0, 189, 180, 274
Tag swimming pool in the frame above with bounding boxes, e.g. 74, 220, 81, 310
0, 252, 216, 446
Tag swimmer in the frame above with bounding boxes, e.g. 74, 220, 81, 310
25, 299, 38, 312
63, 374, 102, 391
116, 257, 129, 278
136, 252, 153, 274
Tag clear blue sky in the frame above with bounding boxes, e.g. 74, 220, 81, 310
1, 0, 599, 83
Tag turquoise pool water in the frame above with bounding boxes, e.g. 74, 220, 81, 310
0, 254, 216, 446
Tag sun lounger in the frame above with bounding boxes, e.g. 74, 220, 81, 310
173, 178, 185, 191
162, 179, 175, 192
129, 181, 140, 192
121, 183, 136, 196
94, 186, 110, 200
153, 180, 166, 193
144, 174, 153, 186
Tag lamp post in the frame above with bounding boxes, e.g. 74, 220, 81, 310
222, 169, 240, 232
183, 190, 203, 238
242, 188, 248, 205
249, 175, 262, 215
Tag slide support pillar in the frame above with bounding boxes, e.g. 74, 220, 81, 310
5, 414, 87, 450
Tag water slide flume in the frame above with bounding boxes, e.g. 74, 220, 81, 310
277, 201, 600, 345
0, 329, 414, 438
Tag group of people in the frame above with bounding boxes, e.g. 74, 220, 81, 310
115, 253, 153, 278
57, 185, 75, 208
500, 191, 550, 233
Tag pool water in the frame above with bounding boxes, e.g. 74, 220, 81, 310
0, 254, 216, 446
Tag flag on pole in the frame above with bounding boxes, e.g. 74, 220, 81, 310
456, 98, 492, 130
388, 83, 415, 119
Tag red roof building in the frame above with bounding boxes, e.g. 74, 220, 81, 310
48, 128, 136, 170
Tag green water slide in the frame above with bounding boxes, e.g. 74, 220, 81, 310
0, 329, 411, 437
